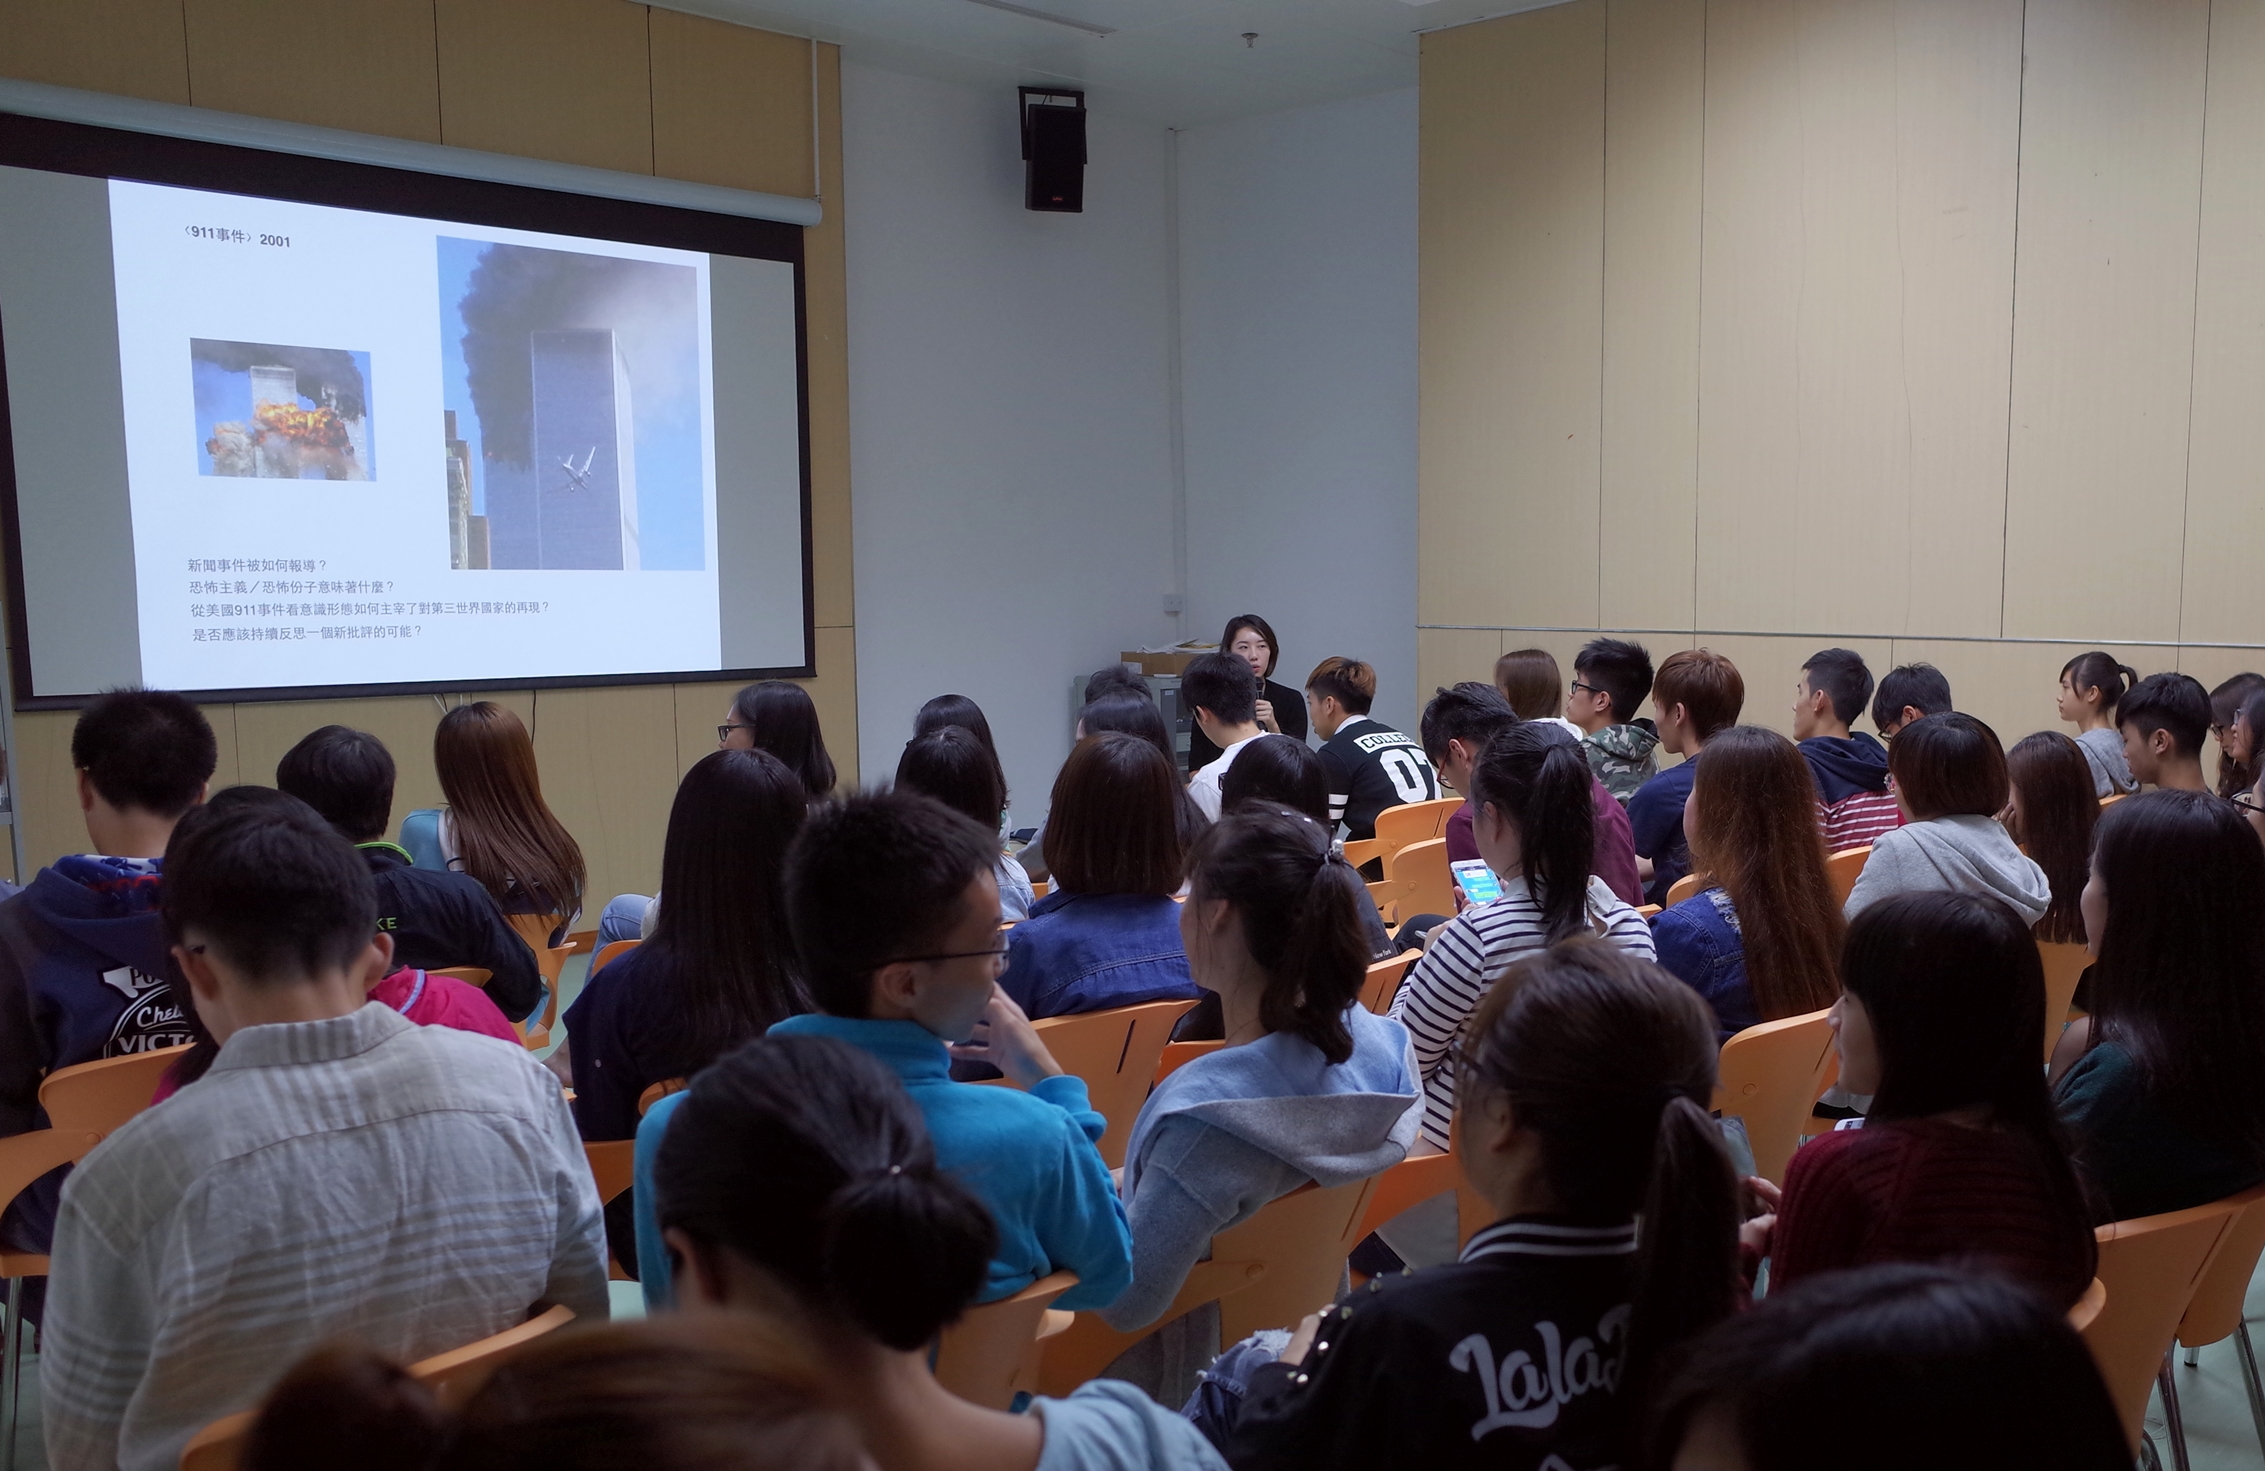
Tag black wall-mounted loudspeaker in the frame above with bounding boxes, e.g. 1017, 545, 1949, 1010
1020, 88, 1086, 213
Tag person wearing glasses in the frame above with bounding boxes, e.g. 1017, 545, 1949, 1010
717, 680, 838, 800
630, 789, 1131, 1314
1567, 638, 1659, 805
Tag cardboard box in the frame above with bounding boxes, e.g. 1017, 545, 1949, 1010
1119, 647, 1212, 676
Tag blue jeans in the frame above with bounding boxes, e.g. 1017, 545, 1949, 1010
597, 893, 650, 947
1181, 1328, 1291, 1448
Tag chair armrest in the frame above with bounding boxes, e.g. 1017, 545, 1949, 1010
1034, 1258, 1265, 1396
0, 1129, 104, 1217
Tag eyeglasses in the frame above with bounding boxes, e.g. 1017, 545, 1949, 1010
2234, 794, 2265, 818
1569, 679, 1601, 697
887, 944, 1011, 966
716, 722, 754, 742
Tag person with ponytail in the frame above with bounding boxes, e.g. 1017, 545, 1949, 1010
2057, 652, 2139, 797
1746, 892, 2096, 1308
1101, 808, 1420, 1382
1392, 723, 1655, 1152
244, 1317, 868, 1471
651, 1033, 1229, 1471
1219, 941, 1740, 1471
1651, 726, 1842, 1040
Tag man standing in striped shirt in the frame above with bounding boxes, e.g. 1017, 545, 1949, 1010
42, 789, 606, 1471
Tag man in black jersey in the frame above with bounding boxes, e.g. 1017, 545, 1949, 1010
1305, 656, 1439, 843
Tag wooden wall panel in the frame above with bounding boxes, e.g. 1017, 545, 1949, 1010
183, 0, 440, 141
529, 685, 680, 916
1418, 1, 1605, 630
436, 0, 653, 173
1416, 628, 1503, 711
2178, 0, 2265, 647
1885, 639, 2178, 761
651, 10, 814, 197
805, 45, 855, 634
0, 0, 191, 102
1599, 0, 1703, 631
2000, 0, 2210, 643
1689, 633, 1895, 739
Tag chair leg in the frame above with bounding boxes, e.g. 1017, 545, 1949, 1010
2159, 1353, 2192, 1471
2, 1276, 20, 1471
2184, 1345, 2200, 1368
2139, 1429, 2163, 1471
2235, 1323, 2265, 1462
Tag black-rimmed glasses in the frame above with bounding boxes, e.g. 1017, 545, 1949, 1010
717, 722, 755, 742
888, 944, 1011, 966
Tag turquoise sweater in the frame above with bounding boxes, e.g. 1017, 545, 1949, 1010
633, 1013, 1133, 1312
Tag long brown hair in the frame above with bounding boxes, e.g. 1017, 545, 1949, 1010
433, 701, 585, 921
1685, 726, 1841, 1019
2004, 732, 2095, 944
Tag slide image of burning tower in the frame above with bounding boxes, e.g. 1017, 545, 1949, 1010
193, 340, 373, 480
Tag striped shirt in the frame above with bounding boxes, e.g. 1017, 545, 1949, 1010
42, 1003, 608, 1471
1389, 876, 1655, 1150
1817, 790, 1903, 851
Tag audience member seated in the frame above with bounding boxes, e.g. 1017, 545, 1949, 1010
1102, 808, 1420, 1398
1749, 893, 2096, 1308
1843, 714, 2048, 925
2210, 672, 2265, 799
897, 725, 1033, 920
276, 724, 541, 1021
914, 691, 1000, 762
1215, 943, 1739, 1471
0, 690, 213, 1277
631, 791, 1130, 1312
720, 680, 838, 800
2116, 671, 2211, 793
1217, 734, 1395, 960
2054, 790, 2265, 1222
1422, 682, 1642, 907
1000, 731, 1201, 1018
1020, 674, 1186, 886
1306, 657, 1439, 842
1791, 648, 1903, 849
651, 1033, 1228, 1471
2057, 651, 2140, 797
1492, 646, 1582, 734
1185, 652, 1269, 822
1567, 637, 1660, 804
1629, 649, 1745, 906
433, 701, 586, 940
41, 791, 606, 1471
1393, 723, 1655, 1154
2002, 732, 2096, 946
245, 1317, 865, 1471
1870, 661, 1953, 742
1651, 726, 1842, 1040
1647, 1264, 2130, 1471
1189, 615, 1309, 774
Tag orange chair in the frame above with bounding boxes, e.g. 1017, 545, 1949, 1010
179, 1304, 578, 1470
2101, 793, 2128, 809
1372, 798, 1461, 862
1713, 1008, 1838, 1185
1339, 838, 1387, 871
1366, 876, 1410, 927
2081, 1193, 2248, 1456
1388, 839, 1455, 922
1361, 952, 1416, 1015
1350, 1150, 1492, 1252
1636, 904, 1662, 921
429, 965, 492, 989
1035, 1172, 1381, 1397
2167, 1182, 2265, 1460
2035, 941, 2091, 1063
1824, 845, 1871, 907
505, 913, 577, 1051
588, 939, 640, 979
585, 1140, 637, 1280
637, 1078, 689, 1118
1154, 1040, 1222, 1086
934, 1270, 1078, 1409
2070, 1277, 2107, 1334
1662, 872, 1703, 908
979, 1000, 1199, 1169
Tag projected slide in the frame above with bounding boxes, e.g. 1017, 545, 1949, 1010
0, 144, 806, 703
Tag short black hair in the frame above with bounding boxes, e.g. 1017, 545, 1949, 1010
1872, 664, 1953, 729
274, 726, 396, 842
1887, 712, 2007, 819
162, 786, 377, 983
1419, 682, 1518, 767
71, 689, 217, 818
784, 791, 999, 1018
2117, 672, 2210, 757
894, 727, 1006, 832
1573, 638, 1653, 724
1181, 651, 1258, 727
1800, 649, 1875, 727
1083, 666, 1149, 703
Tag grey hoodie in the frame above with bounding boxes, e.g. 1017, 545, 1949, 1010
1842, 814, 2053, 926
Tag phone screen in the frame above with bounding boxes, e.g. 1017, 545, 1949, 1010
1452, 860, 1503, 905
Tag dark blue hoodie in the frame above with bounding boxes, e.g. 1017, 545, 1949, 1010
0, 856, 195, 1253
1799, 732, 1893, 805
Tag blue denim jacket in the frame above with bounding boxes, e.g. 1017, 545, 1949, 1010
999, 890, 1203, 1020
1651, 887, 1758, 1041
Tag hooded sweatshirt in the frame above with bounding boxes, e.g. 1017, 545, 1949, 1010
0, 857, 195, 1253
1104, 1005, 1422, 1332
1841, 815, 2052, 926
1798, 733, 1906, 850
1581, 722, 1660, 805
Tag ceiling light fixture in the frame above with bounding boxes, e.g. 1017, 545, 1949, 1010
963, 0, 1115, 37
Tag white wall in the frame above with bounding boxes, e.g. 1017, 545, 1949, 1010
840, 64, 1179, 823
1177, 89, 1421, 736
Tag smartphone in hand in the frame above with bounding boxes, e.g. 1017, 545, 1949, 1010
1451, 859, 1503, 905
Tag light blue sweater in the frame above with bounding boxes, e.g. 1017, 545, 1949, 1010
1102, 1005, 1422, 1331
633, 1013, 1133, 1312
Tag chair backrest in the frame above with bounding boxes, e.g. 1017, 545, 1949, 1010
2175, 1181, 2265, 1349
1388, 839, 1456, 922
1636, 904, 1662, 920
1662, 872, 1703, 908
398, 807, 447, 871
1372, 798, 1461, 859
1339, 838, 1386, 871
40, 1048, 181, 1134
1021, 1000, 1200, 1169
1824, 845, 1871, 907
588, 939, 640, 978
2100, 793, 2127, 809
1712, 1008, 1837, 1185
2068, 1276, 2107, 1333
429, 966, 492, 989
1365, 876, 1409, 925
505, 913, 575, 1049
2083, 1195, 2246, 1449
584, 1140, 636, 1208
1360, 952, 1416, 1015
933, 1270, 1078, 1409
1154, 1040, 1222, 1087
1213, 1174, 1382, 1343
2035, 941, 2091, 1062
638, 1077, 689, 1117
1351, 1150, 1492, 1249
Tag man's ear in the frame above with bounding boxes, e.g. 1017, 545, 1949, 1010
2150, 727, 2176, 758
358, 931, 396, 987
869, 959, 921, 1015
76, 769, 96, 816
664, 1228, 728, 1307
174, 941, 221, 1005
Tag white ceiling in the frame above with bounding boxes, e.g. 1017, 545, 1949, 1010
654, 0, 1567, 126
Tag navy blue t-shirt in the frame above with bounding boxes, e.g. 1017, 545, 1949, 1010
1626, 758, 1699, 906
